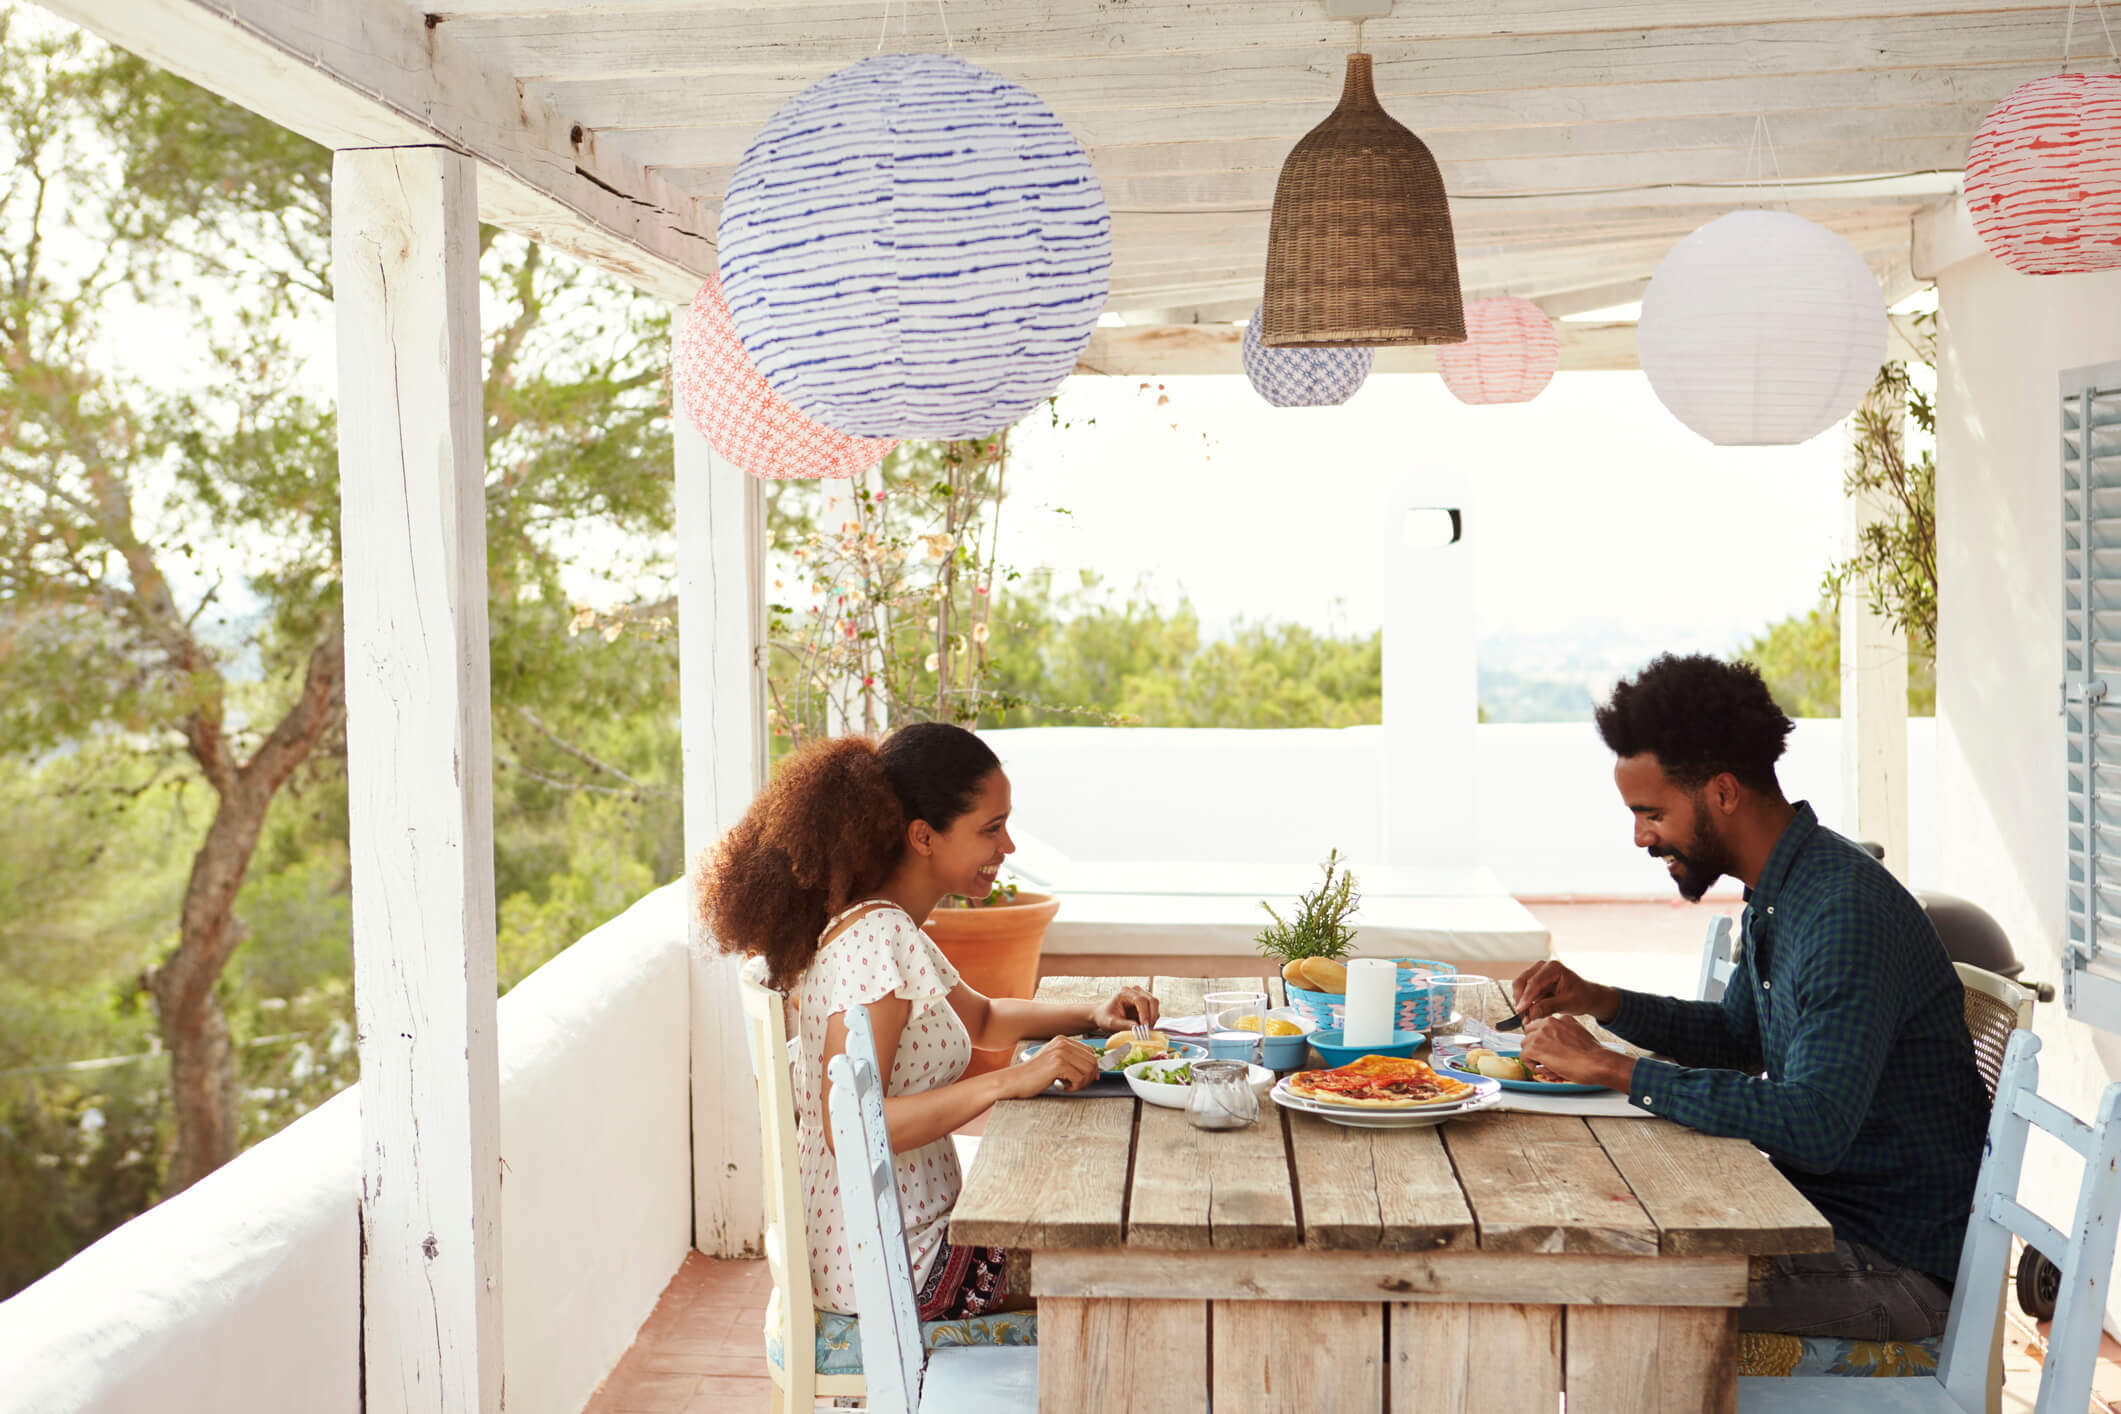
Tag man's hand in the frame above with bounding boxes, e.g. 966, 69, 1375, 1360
1089, 985, 1160, 1035
1512, 960, 1621, 1025
1519, 1015, 1633, 1091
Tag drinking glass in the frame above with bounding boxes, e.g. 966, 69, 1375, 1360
1186, 1060, 1259, 1130
1431, 974, 1493, 1049
1204, 990, 1269, 1063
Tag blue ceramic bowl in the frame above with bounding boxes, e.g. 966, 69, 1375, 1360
1309, 1028, 1426, 1067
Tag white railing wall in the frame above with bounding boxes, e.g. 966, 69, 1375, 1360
0, 882, 694, 1414
986, 719, 1940, 898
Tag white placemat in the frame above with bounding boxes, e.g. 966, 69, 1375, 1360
1492, 1089, 1649, 1118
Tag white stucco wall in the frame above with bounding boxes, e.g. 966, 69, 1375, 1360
0, 882, 694, 1414
1927, 199, 2121, 1329
986, 719, 1938, 899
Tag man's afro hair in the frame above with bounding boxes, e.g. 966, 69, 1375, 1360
1594, 653, 1793, 795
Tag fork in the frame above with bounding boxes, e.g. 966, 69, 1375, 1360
1131, 1018, 1151, 1042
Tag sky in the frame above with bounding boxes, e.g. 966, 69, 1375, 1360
996, 368, 1852, 656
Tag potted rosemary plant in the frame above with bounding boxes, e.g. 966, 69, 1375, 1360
1257, 852, 1363, 1028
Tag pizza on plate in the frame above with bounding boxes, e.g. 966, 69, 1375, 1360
1285, 1055, 1479, 1110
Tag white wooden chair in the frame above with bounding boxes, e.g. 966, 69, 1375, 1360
737, 957, 866, 1413
1738, 1030, 2121, 1414
827, 1004, 1038, 1414
1698, 913, 1740, 1003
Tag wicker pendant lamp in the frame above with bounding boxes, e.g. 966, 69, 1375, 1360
1260, 51, 1465, 348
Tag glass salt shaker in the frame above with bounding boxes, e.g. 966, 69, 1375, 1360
1186, 1060, 1259, 1131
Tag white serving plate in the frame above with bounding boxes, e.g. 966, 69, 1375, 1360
1268, 1075, 1502, 1129
1125, 1058, 1275, 1109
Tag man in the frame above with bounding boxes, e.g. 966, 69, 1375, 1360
1514, 653, 1987, 1341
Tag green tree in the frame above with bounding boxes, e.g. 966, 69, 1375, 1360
1739, 602, 1936, 717
0, 13, 682, 1195
1825, 328, 1937, 655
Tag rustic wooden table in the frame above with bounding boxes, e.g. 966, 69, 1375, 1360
952, 973, 1833, 1414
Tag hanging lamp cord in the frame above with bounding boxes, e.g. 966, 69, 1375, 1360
875, 0, 954, 53
2061, 0, 2121, 73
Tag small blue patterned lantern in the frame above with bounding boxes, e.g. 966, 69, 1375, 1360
718, 54, 1111, 440
1241, 305, 1373, 407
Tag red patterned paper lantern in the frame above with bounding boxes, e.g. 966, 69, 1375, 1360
1433, 297, 1560, 405
1966, 73, 2121, 275
671, 276, 895, 479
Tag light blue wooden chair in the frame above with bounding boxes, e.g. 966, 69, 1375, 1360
826, 1004, 1037, 1414
1698, 913, 1740, 1003
1739, 1030, 2121, 1413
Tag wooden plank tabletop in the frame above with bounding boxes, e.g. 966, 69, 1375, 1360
949, 971, 1831, 1259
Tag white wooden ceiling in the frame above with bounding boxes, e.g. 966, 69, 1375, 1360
50, 0, 2066, 370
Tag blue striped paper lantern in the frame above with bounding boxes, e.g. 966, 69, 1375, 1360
718, 54, 1111, 440
1241, 305, 1374, 407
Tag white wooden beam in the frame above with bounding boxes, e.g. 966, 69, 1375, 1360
542, 61, 2050, 149
1913, 190, 1987, 278
1073, 321, 1642, 375
440, 0, 2068, 27
43, 0, 713, 302
1841, 391, 1912, 879
452, 5, 2069, 82
674, 392, 768, 1259
624, 103, 1995, 182
336, 145, 502, 1414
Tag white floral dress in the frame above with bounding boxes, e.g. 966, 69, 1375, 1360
793, 900, 972, 1314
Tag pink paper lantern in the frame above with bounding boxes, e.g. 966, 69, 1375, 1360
1434, 297, 1560, 405
672, 276, 895, 479
1966, 73, 2121, 275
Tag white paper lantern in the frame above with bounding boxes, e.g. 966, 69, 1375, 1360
1241, 305, 1373, 407
1435, 297, 1560, 405
718, 53, 1111, 440
1966, 73, 2121, 275
1637, 211, 1886, 446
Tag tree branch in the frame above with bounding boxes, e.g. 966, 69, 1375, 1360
510, 704, 675, 799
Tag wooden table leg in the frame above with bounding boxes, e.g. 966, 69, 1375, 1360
1211, 1300, 1383, 1414
1566, 1306, 1738, 1414
1038, 1297, 1207, 1414
1391, 1302, 1563, 1414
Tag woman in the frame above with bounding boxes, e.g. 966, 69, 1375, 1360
699, 722, 1157, 1319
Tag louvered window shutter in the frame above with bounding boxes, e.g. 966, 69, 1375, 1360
2063, 364, 2121, 1023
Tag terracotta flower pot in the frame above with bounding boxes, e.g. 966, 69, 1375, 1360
924, 891, 1060, 1076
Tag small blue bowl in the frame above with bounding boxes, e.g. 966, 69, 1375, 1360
1309, 1028, 1426, 1067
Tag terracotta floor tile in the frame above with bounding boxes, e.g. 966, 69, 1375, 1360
676, 1375, 774, 1413
590, 1371, 702, 1410
638, 1351, 768, 1378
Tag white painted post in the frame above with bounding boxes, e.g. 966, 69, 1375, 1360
674, 393, 768, 1258
1380, 465, 1479, 867
335, 147, 503, 1413
1841, 413, 1911, 879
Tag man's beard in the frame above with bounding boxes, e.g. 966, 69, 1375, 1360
1651, 805, 1733, 903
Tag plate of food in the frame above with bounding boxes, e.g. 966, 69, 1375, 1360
1016, 1031, 1206, 1089
1276, 1055, 1499, 1119
1435, 1047, 1606, 1095
1270, 1069, 1499, 1129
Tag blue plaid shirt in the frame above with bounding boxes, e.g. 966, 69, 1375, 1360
1609, 803, 1989, 1282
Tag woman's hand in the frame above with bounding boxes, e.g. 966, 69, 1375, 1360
1088, 986, 1160, 1035
998, 1036, 1100, 1099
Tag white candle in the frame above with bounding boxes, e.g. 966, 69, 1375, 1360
1343, 957, 1396, 1047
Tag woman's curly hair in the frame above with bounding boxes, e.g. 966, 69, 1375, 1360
697, 724, 1001, 989
1594, 653, 1793, 796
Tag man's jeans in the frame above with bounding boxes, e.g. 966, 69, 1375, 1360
1739, 1240, 1954, 1341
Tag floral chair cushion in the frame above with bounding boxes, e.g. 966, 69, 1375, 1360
1737, 1331, 1942, 1378
767, 1308, 1038, 1377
